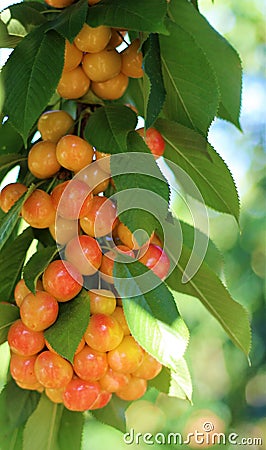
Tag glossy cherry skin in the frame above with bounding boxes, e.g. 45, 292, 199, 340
73, 345, 108, 381
21, 189, 56, 229
116, 376, 147, 401
34, 351, 73, 389
107, 336, 144, 373
137, 127, 165, 157
63, 377, 101, 411
138, 244, 170, 280
65, 235, 102, 276
99, 367, 130, 393
51, 180, 93, 220
8, 319, 45, 356
0, 183, 27, 213
10, 353, 39, 385
91, 72, 129, 100
28, 140, 61, 179
42, 260, 83, 302
14, 278, 43, 308
132, 351, 162, 380
37, 110, 74, 143
57, 66, 90, 100
79, 196, 117, 238
89, 289, 116, 315
84, 313, 124, 352
20, 291, 59, 332
89, 390, 112, 410
56, 134, 94, 172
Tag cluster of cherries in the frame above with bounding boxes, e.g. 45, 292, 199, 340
1, 107, 169, 411
44, 0, 145, 101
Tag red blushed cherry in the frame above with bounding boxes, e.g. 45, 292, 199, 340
137, 127, 165, 158
34, 351, 73, 389
107, 336, 144, 373
84, 313, 124, 352
42, 260, 83, 302
116, 376, 147, 401
50, 180, 93, 220
89, 390, 112, 410
73, 345, 108, 381
20, 291, 59, 332
65, 235, 102, 276
138, 244, 170, 280
14, 278, 43, 308
79, 196, 117, 238
8, 319, 45, 356
99, 368, 130, 393
132, 351, 162, 380
100, 245, 135, 284
10, 353, 39, 385
63, 378, 101, 411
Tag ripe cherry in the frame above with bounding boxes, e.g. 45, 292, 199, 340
111, 306, 131, 336
20, 290, 59, 332
99, 368, 130, 393
138, 244, 170, 280
45, 387, 65, 403
28, 140, 61, 179
95, 150, 111, 175
63, 377, 101, 411
63, 40, 83, 72
90, 390, 112, 410
76, 163, 110, 195
56, 135, 94, 172
107, 336, 144, 373
44, 0, 75, 7
10, 353, 38, 385
51, 180, 93, 220
82, 49, 121, 82
34, 350, 73, 389
89, 289, 116, 315
0, 183, 27, 213
8, 319, 45, 356
57, 66, 90, 99
116, 376, 147, 401
74, 24, 111, 53
84, 313, 124, 352
100, 245, 134, 284
121, 39, 144, 78
22, 189, 56, 229
37, 110, 74, 143
79, 195, 117, 238
42, 260, 83, 302
49, 216, 80, 246
73, 345, 108, 381
91, 72, 128, 100
65, 235, 102, 276
132, 351, 162, 380
14, 278, 43, 308
16, 380, 44, 392
137, 127, 165, 158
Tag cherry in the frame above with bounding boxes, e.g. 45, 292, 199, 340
121, 39, 144, 78
22, 189, 56, 229
20, 290, 59, 332
8, 319, 45, 356
63, 377, 101, 411
74, 24, 111, 53
132, 351, 162, 380
0, 183, 27, 213
100, 245, 135, 284
95, 150, 111, 175
84, 313, 124, 352
138, 244, 170, 280
37, 110, 74, 143
14, 278, 43, 308
45, 387, 65, 403
65, 235, 102, 276
91, 72, 128, 100
73, 345, 108, 381
117, 222, 149, 250
28, 140, 61, 179
111, 306, 131, 336
137, 127, 165, 158
107, 336, 144, 373
16, 380, 44, 392
107, 29, 125, 49
99, 367, 130, 393
76, 162, 110, 194
51, 180, 93, 220
79, 195, 117, 238
57, 66, 90, 99
49, 216, 80, 246
34, 350, 73, 388
89, 390, 112, 410
116, 376, 147, 401
82, 49, 121, 82
10, 353, 39, 385
44, 0, 75, 7
56, 134, 94, 172
89, 289, 116, 315
42, 260, 83, 302
63, 40, 83, 72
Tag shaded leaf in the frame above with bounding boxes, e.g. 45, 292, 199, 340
0, 385, 24, 450
0, 303, 19, 344
169, 358, 192, 401
0, 19, 22, 48
148, 366, 171, 394
157, 118, 240, 220
0, 121, 24, 154
6, 380, 40, 429
0, 227, 34, 302
23, 395, 63, 450
87, 0, 168, 34
2, 26, 65, 143
160, 20, 219, 135
114, 260, 189, 371
58, 409, 84, 450
170, 0, 242, 129
84, 105, 137, 154
0, 153, 26, 172
142, 33, 166, 128
23, 246, 58, 293
47, 0, 88, 43
91, 396, 127, 433
44, 290, 90, 363
4, 2, 46, 33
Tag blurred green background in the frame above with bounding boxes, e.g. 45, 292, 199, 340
0, 0, 265, 448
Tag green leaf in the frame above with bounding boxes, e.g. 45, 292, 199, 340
0, 121, 24, 154
114, 260, 189, 371
23, 395, 63, 450
2, 26, 65, 143
0, 153, 27, 172
160, 20, 219, 135
4, 2, 46, 34
0, 19, 22, 48
0, 227, 34, 302
44, 290, 90, 363
157, 118, 240, 220
23, 246, 58, 294
6, 380, 40, 429
58, 409, 84, 450
84, 105, 137, 154
169, 358, 192, 401
0, 386, 23, 450
47, 0, 88, 43
148, 366, 171, 394
166, 244, 251, 356
0, 303, 19, 344
142, 33, 166, 128
87, 0, 168, 34
91, 396, 127, 433
118, 77, 144, 118
169, 0, 242, 129
0, 184, 35, 252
